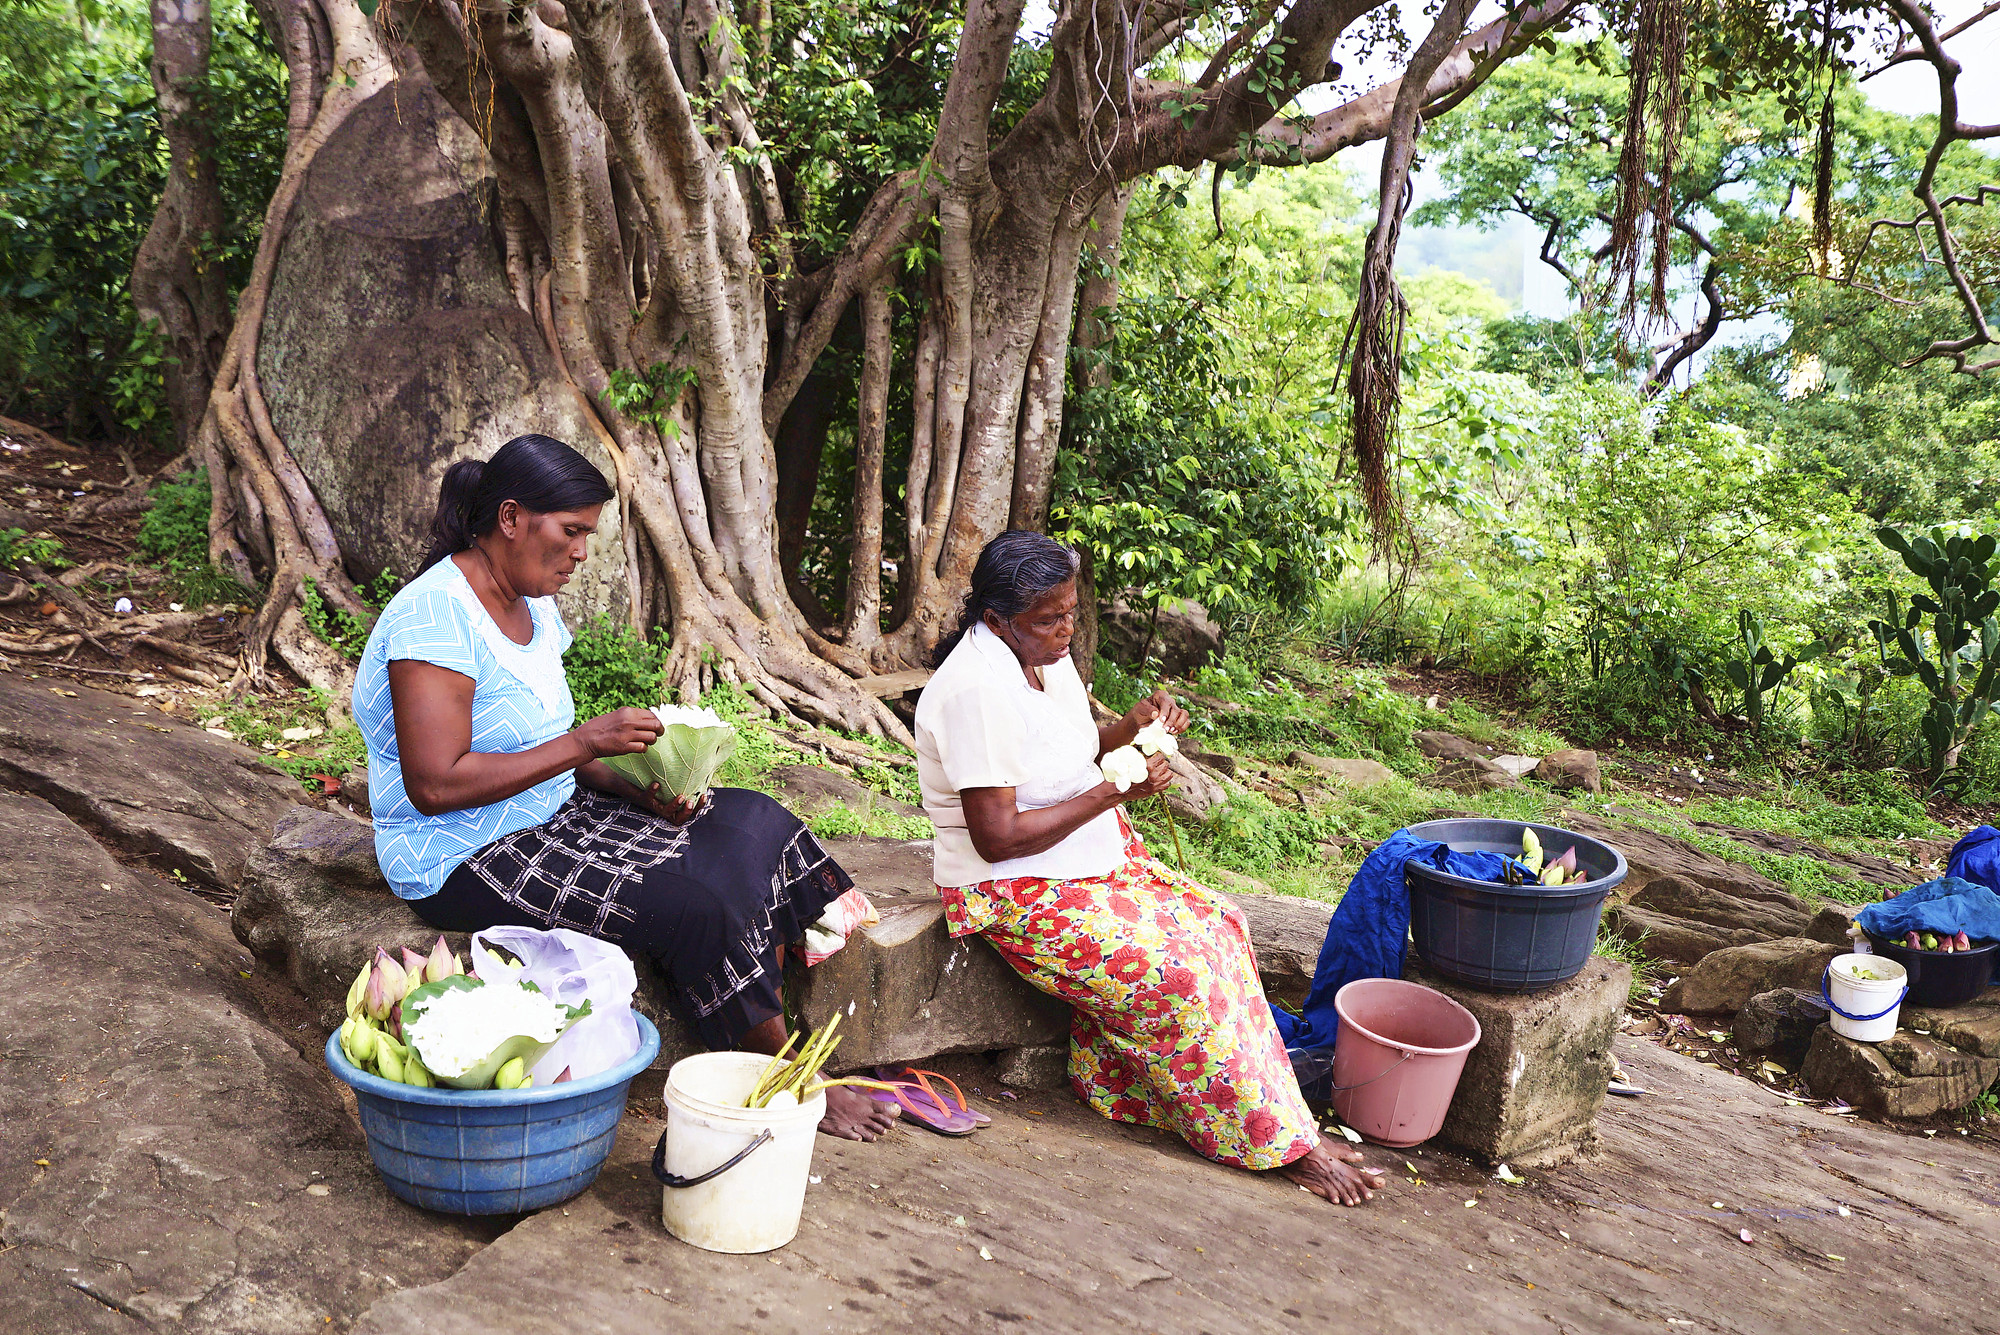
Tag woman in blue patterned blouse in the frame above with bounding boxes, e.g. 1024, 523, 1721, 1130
354, 434, 894, 1140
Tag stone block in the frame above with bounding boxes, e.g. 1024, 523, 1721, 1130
1878, 1030, 1989, 1078
1490, 754, 1543, 779
796, 890, 1071, 1072
1233, 892, 1332, 1012
1604, 903, 1764, 964
1659, 938, 1846, 1016
1535, 749, 1602, 794
995, 1044, 1070, 1090
1731, 988, 1829, 1067
1801, 1026, 2000, 1119
1415, 731, 1486, 760
1405, 956, 1630, 1168
1903, 996, 2000, 1057
1804, 903, 1863, 946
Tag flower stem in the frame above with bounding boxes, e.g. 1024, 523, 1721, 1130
1158, 794, 1184, 869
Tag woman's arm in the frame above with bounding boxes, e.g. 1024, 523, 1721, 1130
962, 751, 1173, 864
388, 659, 662, 816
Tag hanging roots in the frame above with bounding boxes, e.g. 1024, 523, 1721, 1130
1343, 231, 1409, 554
1609, 0, 1691, 325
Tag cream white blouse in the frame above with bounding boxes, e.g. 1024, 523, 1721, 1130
914, 622, 1126, 889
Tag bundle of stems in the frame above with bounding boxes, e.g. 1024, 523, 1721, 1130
1156, 796, 1185, 869
744, 1014, 897, 1108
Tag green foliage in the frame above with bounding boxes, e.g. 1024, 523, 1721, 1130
300, 573, 401, 660
1723, 609, 1823, 737
563, 617, 669, 721
1868, 525, 2000, 787
207, 688, 367, 793
134, 470, 255, 607
0, 0, 285, 434
0, 527, 66, 569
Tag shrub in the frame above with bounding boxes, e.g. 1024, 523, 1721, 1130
563, 616, 668, 720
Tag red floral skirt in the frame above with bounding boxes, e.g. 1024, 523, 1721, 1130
940, 820, 1318, 1170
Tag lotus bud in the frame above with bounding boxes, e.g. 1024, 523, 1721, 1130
339, 1017, 360, 1065
493, 1056, 527, 1090
450, 952, 466, 977
373, 1040, 405, 1084
366, 949, 402, 1020
400, 948, 429, 995
426, 936, 455, 984
1906, 931, 1921, 950
345, 959, 372, 1019
1552, 846, 1578, 877
1956, 931, 1972, 951
348, 1019, 378, 1065
389, 1002, 403, 1042
403, 1056, 434, 1088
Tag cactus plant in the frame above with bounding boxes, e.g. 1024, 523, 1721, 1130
1868, 526, 2000, 788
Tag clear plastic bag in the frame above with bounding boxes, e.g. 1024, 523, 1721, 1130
470, 926, 641, 1083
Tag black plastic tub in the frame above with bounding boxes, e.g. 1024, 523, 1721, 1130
1403, 819, 1628, 994
1864, 934, 1998, 1008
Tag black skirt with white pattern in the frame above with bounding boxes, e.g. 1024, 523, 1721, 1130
420, 785, 852, 1049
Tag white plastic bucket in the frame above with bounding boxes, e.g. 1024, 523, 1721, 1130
1824, 953, 1908, 1044
657, 1051, 824, 1253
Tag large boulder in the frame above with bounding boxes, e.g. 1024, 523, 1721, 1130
1415, 730, 1487, 761
1902, 996, 2000, 1058
1730, 987, 1830, 1067
1098, 596, 1223, 677
0, 671, 303, 892
1558, 811, 1790, 903
1433, 755, 1521, 794
1625, 874, 1817, 940
1659, 938, 1847, 1016
1407, 957, 1629, 1167
1801, 1026, 2000, 1118
258, 69, 628, 619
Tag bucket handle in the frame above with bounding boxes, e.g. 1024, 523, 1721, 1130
1327, 1049, 1417, 1093
651, 1124, 773, 1189
1820, 969, 1906, 1023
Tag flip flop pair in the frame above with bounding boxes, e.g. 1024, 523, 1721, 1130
865, 1066, 991, 1136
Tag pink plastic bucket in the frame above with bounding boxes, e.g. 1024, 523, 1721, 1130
1331, 978, 1482, 1148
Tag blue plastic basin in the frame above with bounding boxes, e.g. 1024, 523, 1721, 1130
325, 1015, 661, 1215
1403, 819, 1627, 994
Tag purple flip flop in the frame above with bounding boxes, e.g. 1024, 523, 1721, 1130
867, 1067, 989, 1135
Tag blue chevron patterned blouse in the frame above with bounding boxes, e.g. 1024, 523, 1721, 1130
354, 557, 576, 899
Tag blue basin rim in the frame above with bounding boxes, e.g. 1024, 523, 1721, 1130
325, 1012, 662, 1103
1402, 818, 1627, 895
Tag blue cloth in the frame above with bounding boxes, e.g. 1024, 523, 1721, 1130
1272, 830, 1521, 1049
1946, 825, 2000, 893
354, 558, 576, 900
1855, 875, 2000, 945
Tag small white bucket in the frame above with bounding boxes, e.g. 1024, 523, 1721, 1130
1824, 953, 1908, 1044
656, 1051, 824, 1254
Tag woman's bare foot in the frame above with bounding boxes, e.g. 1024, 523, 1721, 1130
1279, 1141, 1381, 1206
819, 1085, 899, 1142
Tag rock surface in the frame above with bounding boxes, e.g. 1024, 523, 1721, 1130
1534, 749, 1602, 794
336, 1035, 2000, 1335
1489, 754, 1543, 779
1626, 874, 1817, 940
1408, 957, 1628, 1168
1692, 821, 1924, 894
0, 790, 492, 1333
1603, 902, 1765, 963
1803, 902, 1863, 945
1415, 730, 1488, 760
1903, 994, 2000, 1057
1730, 987, 1831, 1067
1800, 1025, 2000, 1118
765, 764, 922, 819
1231, 892, 1333, 1011
1559, 811, 1790, 903
1659, 938, 1847, 1016
1287, 751, 1399, 788
1434, 755, 1522, 793
0, 671, 304, 892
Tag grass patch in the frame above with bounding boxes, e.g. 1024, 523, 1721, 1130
205, 688, 365, 793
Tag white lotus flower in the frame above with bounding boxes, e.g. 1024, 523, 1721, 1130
1100, 745, 1149, 793
652, 702, 730, 730
1134, 719, 1179, 757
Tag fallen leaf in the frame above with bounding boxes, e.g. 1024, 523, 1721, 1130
1826, 1254, 1844, 1262
1464, 1199, 1478, 1208
1739, 1229, 1754, 1244
1759, 1060, 1787, 1077
1336, 1124, 1363, 1144
1495, 1164, 1526, 1184
33, 1158, 49, 1166
978, 1246, 993, 1261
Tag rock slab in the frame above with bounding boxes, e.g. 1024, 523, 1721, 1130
1659, 938, 1847, 1016
1534, 749, 1602, 794
1626, 873, 1816, 939
1801, 1026, 2000, 1118
1433, 755, 1522, 794
0, 790, 490, 1333
1406, 956, 1630, 1167
0, 671, 303, 891
1287, 751, 1398, 789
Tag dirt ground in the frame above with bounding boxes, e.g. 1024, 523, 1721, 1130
350, 1038, 1996, 1335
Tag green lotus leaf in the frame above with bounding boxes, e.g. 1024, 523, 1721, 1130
602, 722, 736, 800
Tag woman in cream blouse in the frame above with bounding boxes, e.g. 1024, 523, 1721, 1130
915, 531, 1376, 1205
